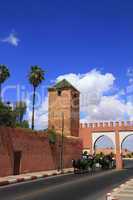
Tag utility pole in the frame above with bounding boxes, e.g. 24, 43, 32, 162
60, 112, 64, 173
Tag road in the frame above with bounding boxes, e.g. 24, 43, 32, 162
123, 159, 133, 169
0, 169, 133, 200
111, 177, 133, 200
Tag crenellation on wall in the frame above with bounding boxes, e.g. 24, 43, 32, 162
89, 123, 93, 128
84, 123, 87, 128
99, 122, 103, 127
110, 122, 114, 127
104, 122, 109, 127
94, 123, 98, 127
115, 121, 119, 127
121, 121, 125, 127
79, 120, 133, 170
80, 121, 133, 130
80, 121, 133, 129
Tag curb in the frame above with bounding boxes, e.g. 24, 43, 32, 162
106, 178, 133, 200
0, 170, 73, 187
106, 193, 118, 200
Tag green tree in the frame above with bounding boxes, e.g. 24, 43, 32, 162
48, 129, 57, 144
0, 102, 16, 127
14, 101, 29, 128
14, 101, 27, 124
83, 151, 88, 156
127, 153, 132, 158
99, 152, 104, 157
21, 120, 29, 128
0, 65, 10, 101
0, 102, 29, 128
28, 66, 45, 130
16, 120, 29, 128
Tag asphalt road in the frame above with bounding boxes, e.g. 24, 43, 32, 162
0, 169, 133, 200
123, 159, 133, 169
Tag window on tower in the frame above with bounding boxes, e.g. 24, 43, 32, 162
73, 93, 77, 98
57, 90, 62, 96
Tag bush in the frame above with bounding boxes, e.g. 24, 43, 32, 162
48, 129, 57, 144
0, 102, 16, 127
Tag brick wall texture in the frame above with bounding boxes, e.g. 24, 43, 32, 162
79, 121, 133, 150
0, 127, 82, 177
48, 89, 79, 137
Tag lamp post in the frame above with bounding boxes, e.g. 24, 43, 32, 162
60, 111, 64, 173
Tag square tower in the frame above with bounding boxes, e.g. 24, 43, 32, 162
48, 79, 80, 137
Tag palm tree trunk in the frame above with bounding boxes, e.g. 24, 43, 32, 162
32, 86, 36, 130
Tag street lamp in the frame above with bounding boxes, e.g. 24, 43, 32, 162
60, 111, 64, 173
52, 112, 64, 173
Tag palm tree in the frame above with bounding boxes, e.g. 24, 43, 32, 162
0, 65, 10, 101
28, 66, 45, 130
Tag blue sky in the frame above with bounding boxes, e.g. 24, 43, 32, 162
0, 0, 133, 149
1, 0, 133, 87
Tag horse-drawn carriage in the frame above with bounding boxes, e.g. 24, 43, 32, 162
72, 154, 115, 174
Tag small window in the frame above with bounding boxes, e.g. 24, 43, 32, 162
73, 93, 77, 98
57, 90, 62, 96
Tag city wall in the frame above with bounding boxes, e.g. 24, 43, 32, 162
79, 121, 133, 150
0, 127, 82, 177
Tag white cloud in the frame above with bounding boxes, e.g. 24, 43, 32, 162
56, 70, 115, 94
27, 96, 48, 130
56, 70, 133, 123
56, 70, 115, 111
126, 102, 133, 121
83, 95, 127, 122
1, 32, 20, 47
27, 69, 133, 130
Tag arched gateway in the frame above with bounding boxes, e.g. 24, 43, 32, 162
79, 122, 133, 169
48, 79, 133, 170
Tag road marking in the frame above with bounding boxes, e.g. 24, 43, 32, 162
112, 178, 133, 200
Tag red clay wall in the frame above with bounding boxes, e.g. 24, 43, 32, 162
79, 127, 92, 150
80, 121, 133, 170
0, 127, 13, 176
0, 127, 82, 177
79, 121, 133, 151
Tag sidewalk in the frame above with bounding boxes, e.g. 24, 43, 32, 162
0, 168, 73, 187
107, 178, 133, 200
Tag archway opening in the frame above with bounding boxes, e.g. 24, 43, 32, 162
121, 134, 133, 169
94, 135, 115, 157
